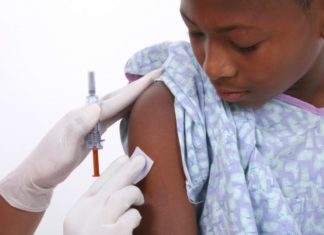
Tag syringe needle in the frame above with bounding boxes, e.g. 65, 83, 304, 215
92, 148, 100, 177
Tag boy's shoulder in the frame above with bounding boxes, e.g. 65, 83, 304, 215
124, 40, 211, 125
130, 81, 175, 121
124, 41, 194, 81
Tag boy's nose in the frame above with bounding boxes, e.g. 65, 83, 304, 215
202, 43, 237, 81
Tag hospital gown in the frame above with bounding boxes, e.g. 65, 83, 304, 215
120, 41, 324, 235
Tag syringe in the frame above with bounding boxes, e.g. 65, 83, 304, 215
85, 71, 104, 177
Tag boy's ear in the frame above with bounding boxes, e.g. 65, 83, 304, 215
319, 0, 324, 38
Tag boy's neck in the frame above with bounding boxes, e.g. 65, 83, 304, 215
285, 48, 324, 108
285, 89, 324, 108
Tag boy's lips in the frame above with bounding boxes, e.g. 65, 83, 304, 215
216, 89, 249, 102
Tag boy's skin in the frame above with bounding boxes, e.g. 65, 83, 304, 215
129, 0, 324, 234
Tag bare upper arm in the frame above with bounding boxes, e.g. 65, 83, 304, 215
128, 82, 198, 235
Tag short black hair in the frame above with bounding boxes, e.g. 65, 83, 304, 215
296, 0, 314, 9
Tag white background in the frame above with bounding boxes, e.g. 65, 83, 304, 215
0, 1, 187, 234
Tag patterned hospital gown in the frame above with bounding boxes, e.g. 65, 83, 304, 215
120, 41, 324, 235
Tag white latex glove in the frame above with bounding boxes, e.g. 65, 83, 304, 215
64, 155, 146, 235
0, 68, 162, 212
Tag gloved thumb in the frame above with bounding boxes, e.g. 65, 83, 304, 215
99, 68, 163, 124
62, 104, 101, 141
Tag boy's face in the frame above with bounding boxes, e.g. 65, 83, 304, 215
180, 0, 324, 107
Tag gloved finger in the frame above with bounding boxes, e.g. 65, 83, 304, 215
115, 208, 142, 234
105, 185, 144, 223
101, 68, 163, 101
85, 155, 130, 196
99, 155, 146, 195
100, 112, 125, 135
62, 104, 101, 143
99, 68, 163, 122
36, 104, 101, 170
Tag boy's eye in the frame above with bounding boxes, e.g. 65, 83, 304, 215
188, 31, 205, 39
232, 42, 260, 53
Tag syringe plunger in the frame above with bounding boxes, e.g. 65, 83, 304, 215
88, 71, 96, 96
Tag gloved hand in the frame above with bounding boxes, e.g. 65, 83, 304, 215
64, 155, 146, 235
0, 68, 162, 212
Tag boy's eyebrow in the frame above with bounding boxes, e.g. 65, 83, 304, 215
180, 9, 198, 26
180, 9, 258, 32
